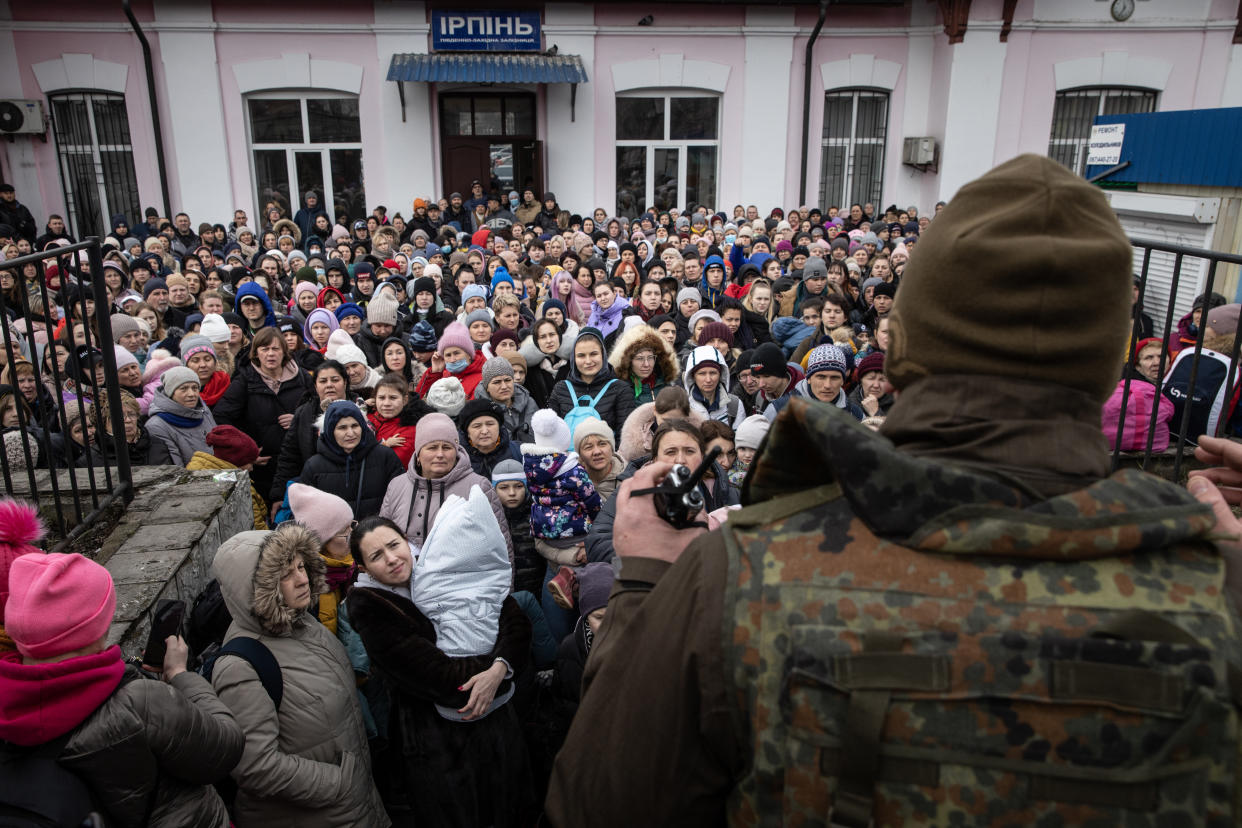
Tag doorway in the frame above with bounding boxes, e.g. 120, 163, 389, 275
439, 92, 542, 198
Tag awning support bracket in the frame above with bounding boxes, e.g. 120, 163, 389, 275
570, 82, 577, 123
397, 80, 407, 123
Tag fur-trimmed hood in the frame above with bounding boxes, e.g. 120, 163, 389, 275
272, 218, 301, 244
518, 318, 578, 367
608, 323, 678, 384
211, 524, 327, 637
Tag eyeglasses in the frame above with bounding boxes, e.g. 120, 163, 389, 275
333, 520, 358, 542
632, 353, 656, 364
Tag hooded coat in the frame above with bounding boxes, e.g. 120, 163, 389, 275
518, 319, 578, 408
608, 324, 679, 406
299, 404, 404, 519
546, 360, 638, 437
683, 346, 745, 429
0, 652, 243, 827
462, 424, 523, 481
293, 193, 330, 243
145, 388, 218, 466
380, 444, 512, 558
234, 282, 277, 332
210, 526, 388, 827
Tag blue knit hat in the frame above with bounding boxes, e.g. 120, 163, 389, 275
335, 302, 364, 321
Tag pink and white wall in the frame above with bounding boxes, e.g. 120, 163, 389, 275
2, 0, 1240, 229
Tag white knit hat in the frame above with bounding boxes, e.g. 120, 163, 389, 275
335, 343, 368, 367
200, 313, 230, 344
531, 408, 571, 452
735, 414, 771, 450
325, 328, 356, 362
367, 291, 399, 327
425, 377, 467, 416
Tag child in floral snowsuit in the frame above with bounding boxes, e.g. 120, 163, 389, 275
522, 409, 602, 622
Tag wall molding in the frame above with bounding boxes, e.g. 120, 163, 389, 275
232, 53, 364, 95
611, 54, 731, 93
820, 54, 902, 91
32, 53, 128, 94
1054, 51, 1172, 91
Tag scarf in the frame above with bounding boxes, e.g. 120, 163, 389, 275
880, 374, 1111, 501
0, 646, 126, 746
152, 409, 200, 428
257, 359, 299, 394
199, 371, 230, 406
321, 551, 356, 592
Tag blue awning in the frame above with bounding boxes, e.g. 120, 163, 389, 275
387, 53, 589, 84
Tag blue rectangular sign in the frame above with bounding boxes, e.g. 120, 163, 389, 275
431, 10, 541, 52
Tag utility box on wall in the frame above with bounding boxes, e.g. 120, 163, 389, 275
902, 136, 936, 166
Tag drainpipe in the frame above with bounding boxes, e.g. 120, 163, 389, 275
799, 0, 830, 205
121, 0, 171, 220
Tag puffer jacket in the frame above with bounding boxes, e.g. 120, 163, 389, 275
546, 364, 638, 437
474, 380, 538, 443
299, 406, 404, 520
146, 389, 218, 466
380, 444, 512, 556
0, 650, 243, 827
210, 526, 389, 828
271, 394, 327, 502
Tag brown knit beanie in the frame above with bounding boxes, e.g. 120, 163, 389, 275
886, 154, 1132, 402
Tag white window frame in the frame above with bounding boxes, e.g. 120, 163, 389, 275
615, 89, 721, 215
819, 88, 888, 212
1047, 87, 1158, 176
244, 91, 363, 222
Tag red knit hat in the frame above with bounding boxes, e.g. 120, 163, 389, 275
205, 425, 259, 468
856, 351, 885, 380
697, 321, 734, 348
0, 499, 44, 623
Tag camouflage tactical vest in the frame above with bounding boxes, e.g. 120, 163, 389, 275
722, 462, 1242, 827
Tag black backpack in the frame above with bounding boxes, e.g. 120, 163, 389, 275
0, 732, 101, 827
186, 579, 232, 663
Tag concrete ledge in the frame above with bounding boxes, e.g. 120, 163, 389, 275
101, 468, 253, 658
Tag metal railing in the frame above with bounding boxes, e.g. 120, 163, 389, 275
0, 238, 133, 552
1111, 237, 1242, 479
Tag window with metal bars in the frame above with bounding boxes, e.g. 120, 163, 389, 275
819, 89, 888, 212
1047, 87, 1157, 176
47, 91, 141, 240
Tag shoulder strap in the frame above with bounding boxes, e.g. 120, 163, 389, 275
215, 637, 284, 709
587, 379, 617, 408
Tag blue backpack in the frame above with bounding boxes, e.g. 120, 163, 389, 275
562, 379, 617, 435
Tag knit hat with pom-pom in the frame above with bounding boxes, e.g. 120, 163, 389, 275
0, 498, 44, 624
531, 408, 571, 452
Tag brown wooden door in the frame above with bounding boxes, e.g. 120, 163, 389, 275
514, 139, 543, 196
442, 138, 489, 197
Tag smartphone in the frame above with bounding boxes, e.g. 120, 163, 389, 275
142, 599, 186, 669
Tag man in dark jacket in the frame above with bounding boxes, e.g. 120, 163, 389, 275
293, 191, 329, 242
533, 193, 562, 233
547, 155, 1242, 826
443, 191, 471, 231
34, 213, 74, 249
0, 183, 37, 244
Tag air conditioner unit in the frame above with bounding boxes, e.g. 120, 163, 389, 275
902, 136, 936, 166
0, 100, 46, 136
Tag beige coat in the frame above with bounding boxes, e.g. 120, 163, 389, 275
211, 525, 389, 828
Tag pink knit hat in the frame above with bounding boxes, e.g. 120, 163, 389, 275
6, 553, 116, 659
0, 499, 44, 623
288, 483, 354, 545
413, 412, 459, 457
437, 321, 476, 357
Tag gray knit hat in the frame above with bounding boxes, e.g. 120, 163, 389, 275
480, 356, 514, 390
801, 257, 828, 282
366, 291, 399, 327
425, 376, 466, 416
463, 308, 494, 331
160, 366, 199, 396
110, 313, 141, 343
676, 287, 702, 308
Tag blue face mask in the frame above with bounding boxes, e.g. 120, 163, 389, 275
446, 357, 471, 373
314, 267, 325, 277
725, 234, 736, 245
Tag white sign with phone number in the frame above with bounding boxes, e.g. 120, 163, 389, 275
1086, 123, 1125, 166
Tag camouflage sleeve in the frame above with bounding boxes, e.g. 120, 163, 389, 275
545, 531, 741, 827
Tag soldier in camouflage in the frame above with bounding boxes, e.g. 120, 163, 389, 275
545, 154, 1242, 827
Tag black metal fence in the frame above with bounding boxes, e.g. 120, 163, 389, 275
0, 238, 133, 552
1112, 237, 1242, 479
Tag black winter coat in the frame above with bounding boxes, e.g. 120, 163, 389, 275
213, 362, 312, 501
299, 442, 403, 520
546, 366, 638, 437
269, 396, 322, 502
504, 501, 541, 596
462, 431, 523, 481
345, 587, 535, 827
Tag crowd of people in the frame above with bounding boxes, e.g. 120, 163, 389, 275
0, 159, 1238, 826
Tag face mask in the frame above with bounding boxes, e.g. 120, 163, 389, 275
725, 234, 736, 245
315, 267, 325, 277
446, 357, 470, 373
